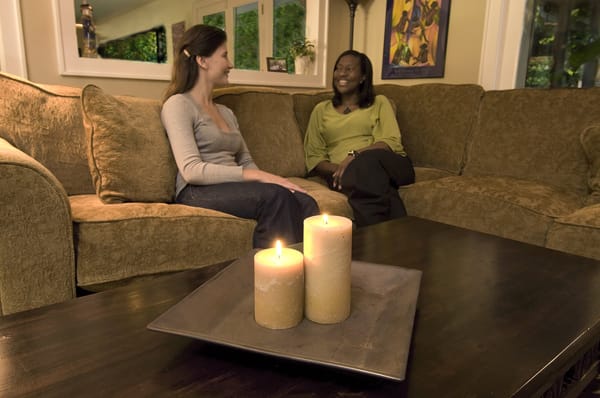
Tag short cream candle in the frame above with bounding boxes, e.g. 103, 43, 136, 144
303, 214, 352, 324
254, 240, 304, 329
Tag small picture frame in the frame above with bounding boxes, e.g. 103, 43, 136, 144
267, 57, 288, 73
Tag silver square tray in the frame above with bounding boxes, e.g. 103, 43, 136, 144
148, 250, 421, 381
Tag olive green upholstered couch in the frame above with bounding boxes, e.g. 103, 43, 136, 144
1, 71, 600, 315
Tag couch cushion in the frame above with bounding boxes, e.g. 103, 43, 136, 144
0, 72, 93, 195
464, 88, 600, 197
545, 204, 600, 261
81, 85, 177, 203
376, 83, 484, 175
581, 125, 600, 205
213, 86, 306, 178
414, 166, 456, 182
399, 176, 583, 247
70, 194, 254, 288
290, 177, 353, 219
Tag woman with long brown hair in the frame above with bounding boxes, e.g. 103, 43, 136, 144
162, 25, 319, 248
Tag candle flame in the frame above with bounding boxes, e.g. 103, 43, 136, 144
275, 240, 282, 259
323, 213, 329, 225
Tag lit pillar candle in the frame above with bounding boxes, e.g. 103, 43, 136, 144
303, 214, 352, 324
254, 240, 304, 329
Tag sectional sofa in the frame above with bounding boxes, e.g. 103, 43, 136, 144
1, 71, 599, 315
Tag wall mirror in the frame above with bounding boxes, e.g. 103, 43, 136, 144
53, 0, 171, 80
53, 0, 328, 87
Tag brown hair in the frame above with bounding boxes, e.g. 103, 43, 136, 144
162, 24, 227, 103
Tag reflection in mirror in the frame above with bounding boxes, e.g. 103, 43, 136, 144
53, 0, 328, 86
73, 0, 181, 64
98, 26, 167, 63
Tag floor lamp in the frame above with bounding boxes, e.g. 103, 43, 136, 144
345, 0, 360, 49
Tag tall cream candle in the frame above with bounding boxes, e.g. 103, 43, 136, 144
254, 240, 304, 329
303, 214, 352, 324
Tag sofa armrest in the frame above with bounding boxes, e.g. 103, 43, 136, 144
0, 138, 76, 315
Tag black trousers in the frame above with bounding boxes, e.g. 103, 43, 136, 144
335, 149, 415, 227
177, 182, 320, 248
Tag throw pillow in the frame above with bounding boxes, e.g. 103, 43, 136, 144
81, 84, 176, 203
581, 125, 600, 205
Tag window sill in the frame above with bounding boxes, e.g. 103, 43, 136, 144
229, 69, 327, 89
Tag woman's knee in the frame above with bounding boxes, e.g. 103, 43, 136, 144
258, 183, 296, 206
295, 192, 320, 217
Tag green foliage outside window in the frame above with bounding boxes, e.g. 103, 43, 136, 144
98, 26, 166, 63
525, 56, 552, 88
204, 12, 225, 31
235, 4, 259, 70
525, 0, 600, 88
273, 0, 306, 73
201, 0, 307, 73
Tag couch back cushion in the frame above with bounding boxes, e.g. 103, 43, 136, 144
213, 86, 306, 177
291, 89, 333, 139
376, 83, 484, 175
81, 84, 176, 203
0, 72, 94, 195
463, 88, 600, 197
581, 125, 600, 205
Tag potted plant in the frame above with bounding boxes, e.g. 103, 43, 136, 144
289, 38, 315, 75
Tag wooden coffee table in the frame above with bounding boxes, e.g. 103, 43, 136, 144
2, 217, 600, 397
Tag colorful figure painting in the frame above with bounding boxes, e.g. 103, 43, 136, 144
382, 0, 451, 79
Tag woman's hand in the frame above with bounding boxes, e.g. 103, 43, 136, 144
243, 169, 307, 193
331, 155, 355, 190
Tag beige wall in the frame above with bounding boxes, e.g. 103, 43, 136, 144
19, 0, 486, 99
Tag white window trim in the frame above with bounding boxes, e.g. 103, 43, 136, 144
0, 0, 28, 78
52, 0, 327, 87
194, 0, 329, 88
479, 0, 528, 90
53, 0, 171, 80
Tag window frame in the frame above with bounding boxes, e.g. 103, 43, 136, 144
193, 0, 329, 88
479, 0, 528, 90
0, 0, 28, 78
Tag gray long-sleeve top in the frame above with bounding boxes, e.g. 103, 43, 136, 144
161, 93, 258, 197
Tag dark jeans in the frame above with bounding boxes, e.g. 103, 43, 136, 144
176, 182, 319, 248
335, 149, 415, 227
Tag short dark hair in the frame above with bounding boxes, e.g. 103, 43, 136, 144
163, 24, 227, 103
332, 50, 375, 108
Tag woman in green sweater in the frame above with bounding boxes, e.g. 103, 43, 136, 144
304, 50, 414, 226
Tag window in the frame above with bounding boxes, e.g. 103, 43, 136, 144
524, 0, 600, 88
193, 0, 328, 88
273, 0, 308, 73
200, 0, 306, 71
234, 2, 259, 70
203, 12, 225, 30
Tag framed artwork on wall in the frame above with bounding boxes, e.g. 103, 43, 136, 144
381, 0, 451, 79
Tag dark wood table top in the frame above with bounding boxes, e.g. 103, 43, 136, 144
2, 217, 600, 397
